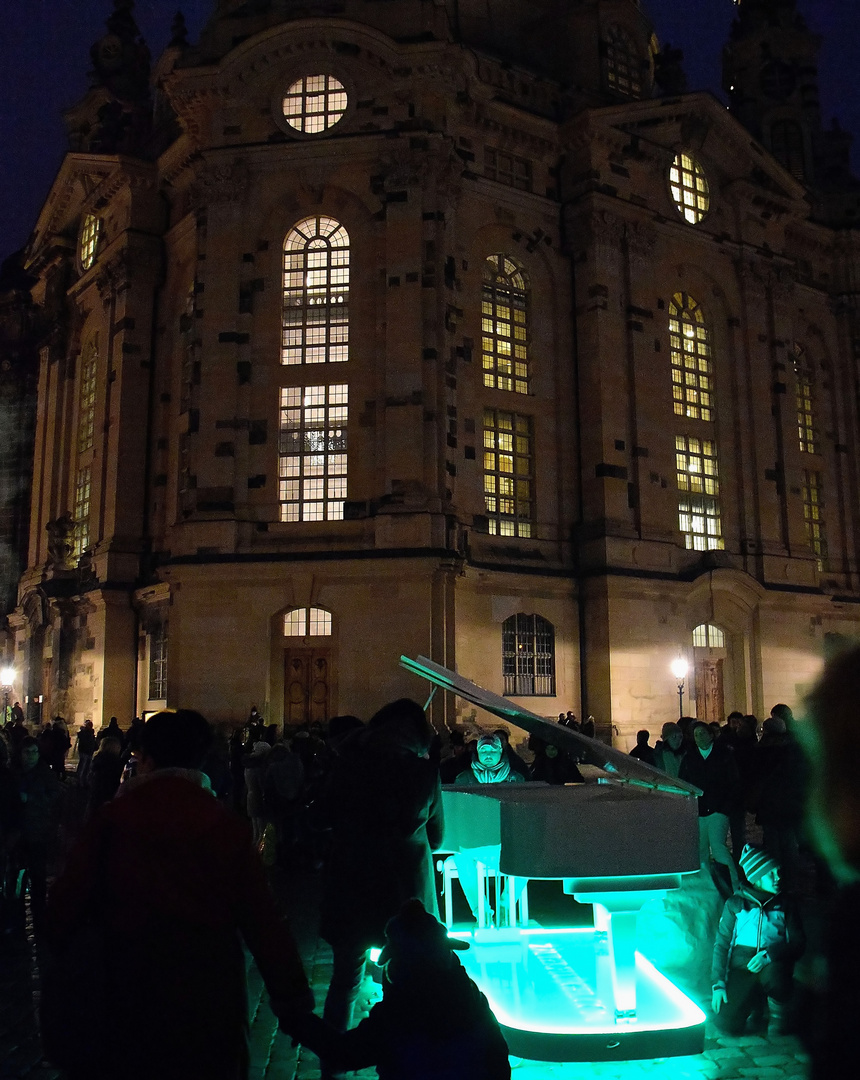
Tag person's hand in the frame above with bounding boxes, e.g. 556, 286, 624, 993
712, 987, 727, 1012
747, 950, 770, 973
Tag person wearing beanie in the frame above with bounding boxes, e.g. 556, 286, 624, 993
288, 899, 510, 1079
711, 844, 805, 1037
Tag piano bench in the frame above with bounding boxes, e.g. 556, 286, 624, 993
437, 855, 529, 930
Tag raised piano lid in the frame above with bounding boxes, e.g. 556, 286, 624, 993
400, 654, 701, 798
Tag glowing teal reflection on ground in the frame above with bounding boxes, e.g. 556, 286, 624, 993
448, 926, 705, 1060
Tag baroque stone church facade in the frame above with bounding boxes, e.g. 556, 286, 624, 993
5, 0, 860, 739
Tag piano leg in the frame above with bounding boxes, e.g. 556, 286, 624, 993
593, 904, 639, 1022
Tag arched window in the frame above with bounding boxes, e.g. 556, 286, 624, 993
482, 255, 529, 395
283, 607, 333, 637
669, 292, 713, 422
771, 120, 806, 180
78, 339, 98, 454
793, 344, 818, 454
282, 216, 349, 366
605, 25, 643, 99
669, 153, 710, 224
692, 624, 725, 649
79, 213, 101, 270
502, 614, 555, 696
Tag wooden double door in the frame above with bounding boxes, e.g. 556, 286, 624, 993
283, 648, 331, 727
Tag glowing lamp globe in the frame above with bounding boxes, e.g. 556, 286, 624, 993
670, 657, 688, 681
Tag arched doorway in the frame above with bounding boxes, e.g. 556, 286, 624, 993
281, 606, 332, 727
691, 622, 726, 724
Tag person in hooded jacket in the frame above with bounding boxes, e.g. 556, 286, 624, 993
288, 898, 510, 1080
315, 698, 444, 1043
711, 845, 804, 1036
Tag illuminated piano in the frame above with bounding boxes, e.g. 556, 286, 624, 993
401, 655, 707, 1062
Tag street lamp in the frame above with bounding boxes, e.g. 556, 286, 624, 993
0, 666, 14, 725
670, 656, 688, 720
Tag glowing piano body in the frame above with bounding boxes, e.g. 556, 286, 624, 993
402, 655, 707, 1062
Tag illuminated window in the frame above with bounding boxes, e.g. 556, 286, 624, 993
669, 292, 713, 422
73, 466, 91, 556
78, 341, 97, 454
794, 345, 818, 454
802, 470, 827, 571
676, 435, 724, 551
482, 255, 529, 395
771, 120, 805, 180
279, 384, 347, 522
692, 623, 725, 649
502, 614, 555, 696
282, 74, 347, 133
282, 216, 349, 366
79, 214, 101, 270
606, 25, 643, 99
283, 607, 332, 637
148, 624, 168, 701
483, 409, 533, 538
669, 153, 710, 224
484, 148, 532, 191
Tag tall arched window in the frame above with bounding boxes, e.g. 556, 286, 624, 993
282, 216, 349, 366
669, 292, 713, 421
793, 344, 818, 454
482, 255, 530, 395
77, 339, 97, 454
771, 120, 806, 180
605, 25, 643, 99
502, 614, 555, 696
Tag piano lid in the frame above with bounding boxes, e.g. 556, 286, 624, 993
400, 654, 701, 798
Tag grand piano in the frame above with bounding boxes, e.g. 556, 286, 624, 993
401, 655, 707, 1062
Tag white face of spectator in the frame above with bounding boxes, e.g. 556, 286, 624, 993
757, 868, 780, 894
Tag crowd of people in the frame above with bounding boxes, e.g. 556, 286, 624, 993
0, 662, 857, 1078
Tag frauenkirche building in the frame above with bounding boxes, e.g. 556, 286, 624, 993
3, 0, 860, 740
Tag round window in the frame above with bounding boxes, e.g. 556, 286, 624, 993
669, 152, 710, 225
282, 74, 348, 134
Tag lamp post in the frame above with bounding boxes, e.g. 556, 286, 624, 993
0, 666, 14, 726
670, 656, 688, 720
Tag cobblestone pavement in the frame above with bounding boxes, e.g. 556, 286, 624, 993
0, 779, 813, 1079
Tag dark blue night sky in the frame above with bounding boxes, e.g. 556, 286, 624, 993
1, 1, 857, 260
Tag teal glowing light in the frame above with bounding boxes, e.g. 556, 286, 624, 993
368, 947, 382, 964
449, 926, 705, 1061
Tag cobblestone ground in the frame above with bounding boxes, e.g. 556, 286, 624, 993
0, 778, 813, 1079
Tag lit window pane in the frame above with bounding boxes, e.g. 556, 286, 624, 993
676, 435, 723, 551
483, 409, 534, 538
669, 293, 713, 422
669, 153, 709, 224
481, 255, 530, 395
279, 383, 348, 522
282, 74, 347, 133
502, 613, 556, 696
79, 214, 101, 270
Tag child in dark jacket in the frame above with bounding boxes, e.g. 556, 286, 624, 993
289, 898, 510, 1080
711, 844, 805, 1035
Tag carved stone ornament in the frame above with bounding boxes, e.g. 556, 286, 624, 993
190, 162, 251, 206
46, 513, 76, 570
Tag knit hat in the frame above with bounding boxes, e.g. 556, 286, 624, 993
378, 899, 469, 965
476, 733, 503, 751
739, 844, 779, 885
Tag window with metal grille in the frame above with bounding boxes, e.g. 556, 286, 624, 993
283, 607, 332, 637
503, 614, 556, 696
794, 344, 818, 454
80, 214, 101, 270
692, 623, 725, 649
73, 466, 91, 557
282, 216, 349, 366
676, 435, 724, 551
278, 384, 347, 522
802, 469, 827, 571
483, 409, 533, 537
669, 153, 710, 224
282, 74, 347, 133
606, 25, 643, 98
78, 341, 97, 454
670, 292, 713, 421
483, 148, 532, 191
149, 624, 168, 701
482, 255, 529, 395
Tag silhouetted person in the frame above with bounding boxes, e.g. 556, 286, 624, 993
87, 736, 124, 817
10, 737, 61, 932
290, 899, 510, 1079
315, 698, 443, 1045
46, 709, 311, 1080
629, 729, 657, 766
